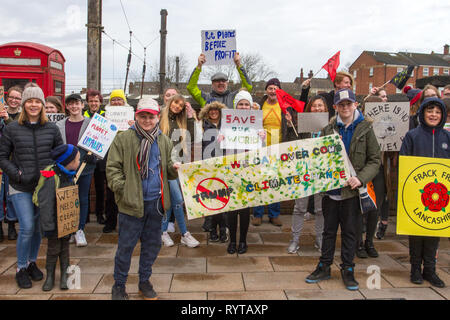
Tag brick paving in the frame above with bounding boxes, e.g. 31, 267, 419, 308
0, 214, 448, 300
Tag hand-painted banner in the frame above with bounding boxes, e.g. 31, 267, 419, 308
105, 106, 135, 131
179, 134, 350, 220
220, 109, 263, 150
77, 113, 118, 159
0, 86, 4, 110
364, 102, 410, 151
397, 156, 450, 237
201, 30, 236, 65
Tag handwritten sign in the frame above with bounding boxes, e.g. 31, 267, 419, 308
397, 156, 450, 237
56, 185, 80, 238
47, 113, 66, 122
78, 113, 118, 159
297, 113, 329, 133
201, 30, 236, 65
364, 102, 410, 151
220, 109, 263, 150
105, 106, 135, 131
179, 134, 350, 219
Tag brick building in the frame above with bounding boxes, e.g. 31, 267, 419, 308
349, 44, 450, 95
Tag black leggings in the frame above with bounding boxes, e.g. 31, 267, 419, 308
227, 208, 250, 244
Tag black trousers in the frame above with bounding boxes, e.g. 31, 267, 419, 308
94, 163, 106, 217
227, 208, 250, 244
409, 236, 440, 271
320, 196, 359, 268
104, 186, 118, 230
211, 213, 227, 232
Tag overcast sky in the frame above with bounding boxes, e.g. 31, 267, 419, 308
1, 0, 449, 94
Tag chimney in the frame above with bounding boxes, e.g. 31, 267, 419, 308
300, 68, 304, 83
444, 44, 449, 55
308, 70, 313, 79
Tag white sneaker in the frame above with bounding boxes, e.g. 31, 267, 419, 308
181, 232, 200, 248
167, 222, 175, 233
69, 234, 75, 244
287, 240, 299, 254
314, 236, 322, 252
304, 212, 312, 220
161, 232, 174, 247
75, 229, 87, 247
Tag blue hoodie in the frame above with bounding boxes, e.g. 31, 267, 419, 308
400, 97, 450, 158
336, 109, 365, 154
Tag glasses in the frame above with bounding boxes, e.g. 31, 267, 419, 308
8, 96, 21, 101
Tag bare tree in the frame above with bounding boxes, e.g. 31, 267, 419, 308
148, 53, 189, 83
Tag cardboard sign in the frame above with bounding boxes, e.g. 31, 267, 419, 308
105, 106, 135, 131
179, 134, 350, 220
56, 185, 80, 238
0, 86, 5, 112
220, 109, 263, 150
364, 102, 410, 151
201, 30, 236, 65
47, 113, 66, 123
78, 113, 118, 159
397, 156, 450, 237
297, 113, 329, 133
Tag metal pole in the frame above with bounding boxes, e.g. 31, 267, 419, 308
159, 9, 168, 96
86, 0, 103, 91
176, 56, 179, 88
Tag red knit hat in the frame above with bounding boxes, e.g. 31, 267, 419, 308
403, 85, 422, 106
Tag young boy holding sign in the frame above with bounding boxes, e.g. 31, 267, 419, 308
33, 144, 80, 291
106, 97, 180, 300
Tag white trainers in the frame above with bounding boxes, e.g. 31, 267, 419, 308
167, 222, 175, 233
181, 232, 200, 248
304, 212, 312, 220
314, 236, 323, 252
287, 240, 300, 254
69, 234, 75, 244
75, 229, 87, 247
161, 232, 174, 247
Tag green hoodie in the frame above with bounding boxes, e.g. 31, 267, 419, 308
106, 128, 178, 218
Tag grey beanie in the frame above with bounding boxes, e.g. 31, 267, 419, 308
21, 83, 45, 108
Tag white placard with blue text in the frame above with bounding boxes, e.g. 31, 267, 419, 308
220, 109, 263, 150
201, 30, 236, 66
77, 113, 118, 159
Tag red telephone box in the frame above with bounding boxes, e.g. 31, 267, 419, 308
0, 42, 66, 104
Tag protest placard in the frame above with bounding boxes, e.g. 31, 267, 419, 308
105, 106, 135, 131
201, 30, 236, 65
297, 113, 329, 133
56, 185, 80, 238
397, 156, 450, 237
47, 113, 66, 122
364, 102, 410, 151
77, 113, 118, 159
220, 109, 263, 150
179, 134, 350, 220
0, 86, 5, 112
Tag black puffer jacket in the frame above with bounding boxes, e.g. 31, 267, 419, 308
0, 121, 63, 192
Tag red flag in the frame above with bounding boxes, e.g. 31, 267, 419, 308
322, 51, 340, 82
275, 89, 305, 113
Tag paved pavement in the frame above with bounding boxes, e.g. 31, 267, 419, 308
0, 214, 448, 300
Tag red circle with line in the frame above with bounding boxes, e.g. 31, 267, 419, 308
196, 178, 230, 211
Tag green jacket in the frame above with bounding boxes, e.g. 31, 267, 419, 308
187, 65, 253, 108
322, 117, 381, 200
106, 128, 178, 218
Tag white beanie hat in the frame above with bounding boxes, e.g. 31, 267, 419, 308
21, 83, 45, 108
233, 90, 253, 109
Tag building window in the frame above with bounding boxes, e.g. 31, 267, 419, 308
369, 82, 373, 91
369, 67, 373, 77
433, 68, 440, 75
353, 70, 357, 79
396, 87, 402, 94
397, 67, 403, 73
444, 69, 449, 75
423, 67, 429, 76
54, 80, 63, 94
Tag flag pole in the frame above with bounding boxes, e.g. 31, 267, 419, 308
363, 79, 392, 102
289, 119, 299, 138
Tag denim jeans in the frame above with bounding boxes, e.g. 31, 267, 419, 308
0, 174, 18, 222
114, 200, 163, 286
161, 178, 187, 235
10, 192, 41, 269
77, 173, 93, 230
253, 202, 281, 218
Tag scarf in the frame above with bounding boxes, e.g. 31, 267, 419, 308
56, 163, 77, 177
135, 122, 160, 179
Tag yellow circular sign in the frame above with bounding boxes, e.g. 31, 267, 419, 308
401, 162, 450, 231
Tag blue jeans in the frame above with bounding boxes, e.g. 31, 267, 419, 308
161, 178, 187, 235
0, 174, 18, 222
114, 200, 163, 286
77, 173, 93, 230
10, 192, 41, 269
253, 202, 281, 218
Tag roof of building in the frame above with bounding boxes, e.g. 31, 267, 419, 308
363, 50, 450, 67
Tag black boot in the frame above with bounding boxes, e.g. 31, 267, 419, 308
0, 221, 4, 242
209, 229, 219, 242
59, 239, 70, 290
43, 238, 59, 291
356, 241, 368, 259
423, 267, 445, 288
410, 265, 423, 285
42, 264, 56, 291
237, 242, 248, 254
227, 242, 237, 254
365, 240, 379, 258
8, 221, 17, 241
